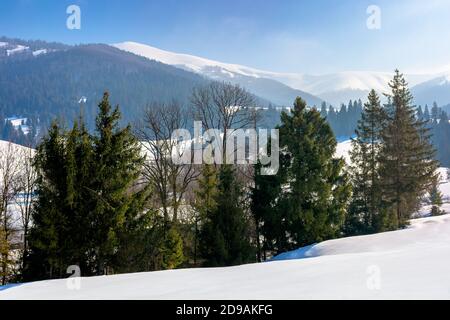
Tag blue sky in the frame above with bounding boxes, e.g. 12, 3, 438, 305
1, 0, 450, 74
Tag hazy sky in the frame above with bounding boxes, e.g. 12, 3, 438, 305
1, 0, 450, 74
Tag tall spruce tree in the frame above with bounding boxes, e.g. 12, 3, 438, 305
378, 70, 438, 228
250, 158, 286, 260
278, 97, 351, 248
26, 93, 151, 279
346, 90, 386, 235
200, 165, 253, 267
193, 164, 218, 266
90, 92, 150, 274
26, 122, 72, 279
429, 175, 443, 216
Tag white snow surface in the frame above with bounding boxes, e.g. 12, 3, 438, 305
335, 139, 352, 164
6, 45, 29, 56
32, 49, 47, 57
2, 214, 450, 299
113, 41, 265, 78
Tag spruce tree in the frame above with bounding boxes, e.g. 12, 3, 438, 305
346, 90, 386, 235
320, 102, 328, 119
417, 106, 424, 121
200, 165, 253, 267
90, 92, 150, 275
26, 122, 72, 279
429, 176, 443, 216
378, 70, 438, 228
424, 105, 431, 121
278, 97, 351, 248
160, 227, 184, 269
250, 155, 288, 259
431, 102, 440, 123
26, 93, 151, 279
193, 164, 218, 265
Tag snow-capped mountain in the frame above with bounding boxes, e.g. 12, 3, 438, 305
112, 41, 441, 107
113, 41, 323, 107
411, 73, 450, 106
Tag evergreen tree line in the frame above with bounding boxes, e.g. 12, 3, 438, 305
4, 72, 442, 283
252, 71, 439, 257
344, 71, 439, 235
320, 99, 364, 138
318, 97, 450, 167
0, 115, 39, 147
24, 93, 167, 280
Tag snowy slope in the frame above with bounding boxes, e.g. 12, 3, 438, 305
335, 139, 352, 164
411, 72, 450, 106
113, 42, 323, 107
113, 42, 438, 106
2, 214, 450, 299
113, 41, 269, 78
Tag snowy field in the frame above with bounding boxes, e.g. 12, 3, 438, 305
1, 214, 450, 299
1, 139, 450, 299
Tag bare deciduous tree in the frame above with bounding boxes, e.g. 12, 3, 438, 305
191, 81, 258, 162
0, 141, 22, 285
15, 146, 37, 265
137, 101, 198, 223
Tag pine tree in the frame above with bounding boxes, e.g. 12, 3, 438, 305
431, 102, 440, 122
193, 164, 218, 265
200, 165, 253, 267
278, 97, 351, 248
378, 70, 439, 228
346, 90, 386, 235
429, 176, 443, 216
424, 105, 431, 121
417, 105, 424, 121
160, 227, 184, 269
250, 153, 288, 259
26, 93, 151, 279
26, 122, 69, 279
320, 102, 328, 119
90, 92, 150, 275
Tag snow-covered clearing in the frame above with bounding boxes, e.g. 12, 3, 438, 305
6, 45, 29, 56
1, 214, 450, 299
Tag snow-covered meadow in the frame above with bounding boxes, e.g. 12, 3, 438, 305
1, 213, 450, 299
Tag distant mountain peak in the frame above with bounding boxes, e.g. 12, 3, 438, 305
113, 41, 266, 78
112, 41, 441, 106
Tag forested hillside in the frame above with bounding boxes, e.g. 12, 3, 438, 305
0, 43, 208, 131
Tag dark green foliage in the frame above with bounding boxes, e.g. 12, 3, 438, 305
277, 97, 351, 249
160, 227, 185, 270
429, 176, 443, 216
193, 164, 218, 265
322, 100, 364, 138
346, 90, 387, 235
200, 165, 253, 267
250, 97, 352, 258
378, 70, 438, 228
250, 139, 290, 258
25, 93, 152, 279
